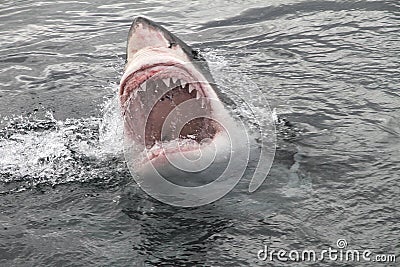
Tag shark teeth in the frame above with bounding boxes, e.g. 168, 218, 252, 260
138, 81, 146, 91
135, 78, 202, 101
188, 84, 195, 93
181, 80, 188, 88
162, 78, 170, 87
201, 98, 206, 108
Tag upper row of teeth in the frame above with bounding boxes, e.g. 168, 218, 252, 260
137, 78, 200, 98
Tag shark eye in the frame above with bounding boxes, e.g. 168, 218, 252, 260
168, 42, 176, 48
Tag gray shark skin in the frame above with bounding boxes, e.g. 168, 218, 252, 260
124, 17, 215, 88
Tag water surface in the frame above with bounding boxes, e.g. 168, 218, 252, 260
0, 0, 399, 266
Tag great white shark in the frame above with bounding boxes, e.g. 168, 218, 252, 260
119, 17, 254, 194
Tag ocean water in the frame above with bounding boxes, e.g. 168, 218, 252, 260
0, 0, 399, 266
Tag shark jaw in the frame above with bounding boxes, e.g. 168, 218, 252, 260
119, 17, 231, 169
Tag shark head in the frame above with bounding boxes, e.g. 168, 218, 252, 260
119, 17, 233, 173
118, 17, 274, 205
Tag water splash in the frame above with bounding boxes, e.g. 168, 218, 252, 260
0, 95, 125, 193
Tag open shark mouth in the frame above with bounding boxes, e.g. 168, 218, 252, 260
120, 63, 224, 162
